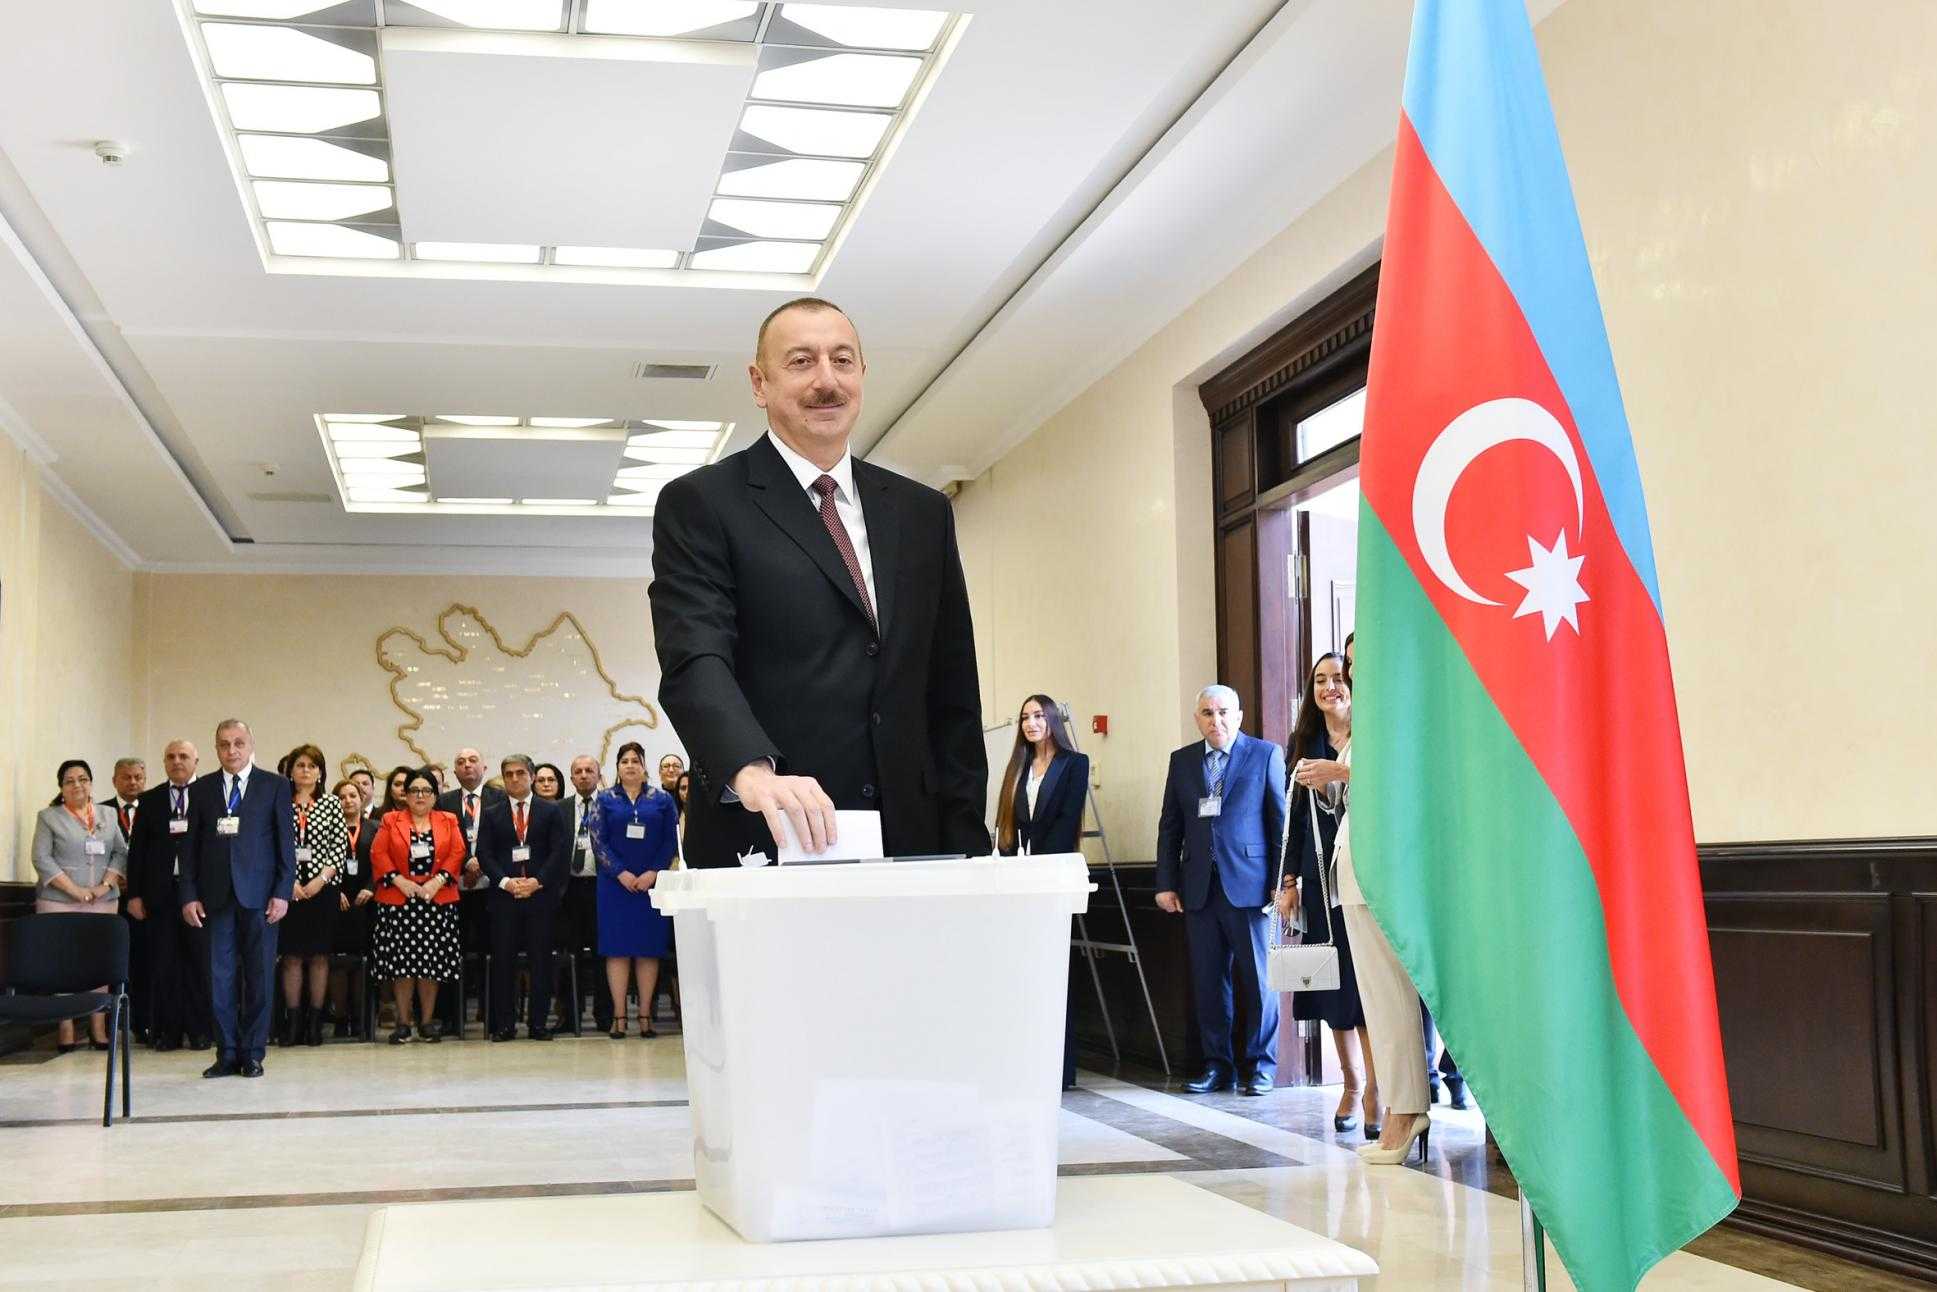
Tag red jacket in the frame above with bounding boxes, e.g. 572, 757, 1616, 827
370, 809, 465, 905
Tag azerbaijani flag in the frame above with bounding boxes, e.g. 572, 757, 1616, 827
1351, 2, 1739, 1289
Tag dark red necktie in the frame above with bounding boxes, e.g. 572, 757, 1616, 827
811, 474, 876, 633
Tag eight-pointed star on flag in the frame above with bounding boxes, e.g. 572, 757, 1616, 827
1505, 530, 1590, 639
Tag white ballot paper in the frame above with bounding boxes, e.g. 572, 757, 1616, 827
774, 809, 885, 865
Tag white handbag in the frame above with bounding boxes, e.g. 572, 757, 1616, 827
1266, 783, 1341, 994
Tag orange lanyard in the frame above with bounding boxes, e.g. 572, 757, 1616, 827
64, 802, 97, 834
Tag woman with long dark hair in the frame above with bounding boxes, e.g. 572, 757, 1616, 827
382, 765, 413, 815
1281, 653, 1376, 1135
994, 695, 1090, 1089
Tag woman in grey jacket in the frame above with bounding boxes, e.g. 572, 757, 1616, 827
31, 759, 129, 1052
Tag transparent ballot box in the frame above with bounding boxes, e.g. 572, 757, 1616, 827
650, 855, 1095, 1243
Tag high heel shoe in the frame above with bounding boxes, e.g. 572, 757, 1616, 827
1333, 1086, 1361, 1134
1358, 1113, 1431, 1165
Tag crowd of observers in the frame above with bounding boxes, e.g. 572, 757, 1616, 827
28, 736, 689, 1056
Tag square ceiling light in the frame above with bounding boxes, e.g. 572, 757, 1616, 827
176, 1, 965, 288
317, 414, 732, 515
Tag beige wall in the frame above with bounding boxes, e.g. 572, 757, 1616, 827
956, 0, 1937, 854
1, 439, 139, 882
131, 574, 685, 804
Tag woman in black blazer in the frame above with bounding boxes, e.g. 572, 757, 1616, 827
994, 694, 1091, 1089
330, 777, 380, 1038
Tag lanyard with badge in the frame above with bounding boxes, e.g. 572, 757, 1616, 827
575, 799, 595, 875
1199, 750, 1226, 818
218, 776, 243, 837
511, 801, 532, 874
294, 801, 314, 870
626, 791, 649, 840
69, 804, 108, 879
168, 786, 189, 875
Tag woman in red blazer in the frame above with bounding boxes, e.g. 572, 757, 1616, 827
371, 767, 466, 1044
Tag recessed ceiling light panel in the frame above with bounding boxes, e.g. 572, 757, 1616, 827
221, 83, 382, 134
202, 23, 378, 84
265, 220, 399, 258
773, 4, 948, 51
413, 242, 542, 263
690, 239, 823, 272
579, 0, 758, 37
736, 104, 891, 159
707, 197, 841, 241
253, 180, 393, 221
385, 0, 565, 31
716, 156, 864, 201
552, 246, 679, 269
751, 50, 921, 109
240, 135, 390, 182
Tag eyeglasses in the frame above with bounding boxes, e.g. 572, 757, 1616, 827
406, 786, 436, 796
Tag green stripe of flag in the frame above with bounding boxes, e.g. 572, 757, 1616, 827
1353, 504, 1738, 1292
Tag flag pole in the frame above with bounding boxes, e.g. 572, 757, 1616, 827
1520, 1194, 1548, 1292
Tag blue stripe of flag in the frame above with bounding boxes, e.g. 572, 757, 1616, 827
1399, 0, 1664, 616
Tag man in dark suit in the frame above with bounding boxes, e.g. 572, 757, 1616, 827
1155, 685, 1288, 1097
651, 297, 987, 867
104, 757, 150, 1043
437, 747, 502, 1030
557, 754, 607, 1031
126, 739, 212, 1051
181, 720, 295, 1078
475, 755, 571, 1041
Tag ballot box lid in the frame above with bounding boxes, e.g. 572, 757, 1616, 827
651, 854, 1093, 913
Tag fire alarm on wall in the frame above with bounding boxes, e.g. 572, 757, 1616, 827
1091, 715, 1109, 737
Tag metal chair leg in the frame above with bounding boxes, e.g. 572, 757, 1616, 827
102, 998, 120, 1128
120, 992, 132, 1118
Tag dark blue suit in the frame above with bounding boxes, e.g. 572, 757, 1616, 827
1154, 732, 1287, 1077
181, 765, 296, 1063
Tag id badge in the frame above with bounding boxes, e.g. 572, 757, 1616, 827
168, 817, 189, 835
511, 845, 532, 865
85, 838, 108, 856
217, 815, 241, 836
346, 858, 359, 876
295, 846, 314, 863
1197, 795, 1223, 818
625, 822, 646, 840
410, 842, 432, 861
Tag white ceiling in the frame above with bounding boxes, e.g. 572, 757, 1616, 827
0, 0, 1557, 576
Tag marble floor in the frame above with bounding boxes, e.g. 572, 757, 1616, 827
0, 1037, 1919, 1291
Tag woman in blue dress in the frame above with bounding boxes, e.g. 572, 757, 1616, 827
593, 741, 678, 1039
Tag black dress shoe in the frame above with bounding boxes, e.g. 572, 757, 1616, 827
1182, 1065, 1234, 1094
189, 1035, 212, 1051
490, 1029, 515, 1043
529, 1027, 553, 1041
241, 1059, 265, 1078
155, 1038, 181, 1053
57, 1042, 78, 1055
1240, 1072, 1275, 1097
389, 1026, 413, 1045
203, 1058, 239, 1078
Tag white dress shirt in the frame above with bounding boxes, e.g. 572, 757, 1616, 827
223, 762, 255, 808
499, 795, 533, 889
766, 428, 877, 610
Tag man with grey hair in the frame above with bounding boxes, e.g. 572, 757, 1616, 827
127, 740, 213, 1050
181, 719, 295, 1078
1155, 684, 1288, 1096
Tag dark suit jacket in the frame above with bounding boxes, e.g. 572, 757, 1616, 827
650, 433, 988, 867
1000, 751, 1090, 857
474, 795, 569, 896
181, 766, 297, 914
1153, 733, 1287, 912
127, 782, 195, 905
437, 784, 506, 860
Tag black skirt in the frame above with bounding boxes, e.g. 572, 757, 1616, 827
1288, 904, 1366, 1031
277, 888, 340, 956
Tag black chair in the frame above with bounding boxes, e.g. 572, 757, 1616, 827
0, 915, 133, 1126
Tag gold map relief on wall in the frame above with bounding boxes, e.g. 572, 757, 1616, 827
376, 604, 658, 770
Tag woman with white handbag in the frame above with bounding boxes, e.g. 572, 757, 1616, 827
1278, 653, 1378, 1138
